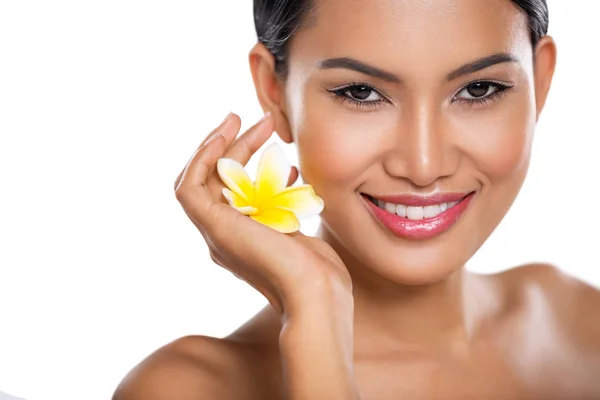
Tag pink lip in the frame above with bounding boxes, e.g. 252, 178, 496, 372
361, 191, 476, 240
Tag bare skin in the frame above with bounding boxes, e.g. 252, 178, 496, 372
113, 0, 600, 399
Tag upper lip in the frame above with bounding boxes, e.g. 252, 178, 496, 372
363, 191, 473, 206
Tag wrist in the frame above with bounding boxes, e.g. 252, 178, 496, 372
282, 272, 354, 320
279, 290, 355, 362
278, 303, 358, 400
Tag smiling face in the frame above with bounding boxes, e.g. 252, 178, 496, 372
253, 0, 555, 285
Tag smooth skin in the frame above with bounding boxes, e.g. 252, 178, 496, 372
113, 0, 600, 399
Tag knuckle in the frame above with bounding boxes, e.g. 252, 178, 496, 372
174, 185, 189, 202
208, 249, 221, 265
195, 163, 210, 183
240, 138, 254, 159
173, 171, 184, 190
173, 179, 182, 192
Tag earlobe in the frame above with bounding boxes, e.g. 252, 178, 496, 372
533, 35, 558, 121
248, 42, 295, 144
271, 109, 295, 144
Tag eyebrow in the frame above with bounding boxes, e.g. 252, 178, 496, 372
316, 52, 519, 83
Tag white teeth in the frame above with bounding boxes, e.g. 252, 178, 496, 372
406, 206, 424, 220
395, 204, 407, 217
385, 202, 396, 213
371, 197, 463, 220
423, 205, 440, 218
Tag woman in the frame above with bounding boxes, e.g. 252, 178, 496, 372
113, 0, 600, 399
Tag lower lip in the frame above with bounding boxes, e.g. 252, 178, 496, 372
362, 192, 475, 240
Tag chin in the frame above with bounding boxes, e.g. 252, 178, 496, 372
358, 243, 471, 286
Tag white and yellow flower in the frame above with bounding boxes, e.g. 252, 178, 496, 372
216, 142, 324, 233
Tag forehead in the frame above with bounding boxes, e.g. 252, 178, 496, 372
289, 0, 531, 78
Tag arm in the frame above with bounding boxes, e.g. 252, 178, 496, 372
172, 112, 362, 399
112, 298, 361, 400
112, 306, 361, 400
279, 278, 360, 400
114, 112, 362, 399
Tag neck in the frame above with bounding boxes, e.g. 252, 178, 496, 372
316, 224, 489, 356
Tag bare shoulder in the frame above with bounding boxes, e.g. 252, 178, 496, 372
494, 263, 600, 396
499, 262, 600, 346
112, 334, 276, 400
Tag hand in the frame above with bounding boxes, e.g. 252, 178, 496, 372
173, 112, 353, 316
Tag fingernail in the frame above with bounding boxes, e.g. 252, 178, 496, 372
221, 112, 233, 125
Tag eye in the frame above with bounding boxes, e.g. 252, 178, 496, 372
453, 80, 513, 107
327, 82, 388, 110
342, 85, 382, 102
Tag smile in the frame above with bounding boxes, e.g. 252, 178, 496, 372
361, 191, 476, 240
368, 197, 461, 220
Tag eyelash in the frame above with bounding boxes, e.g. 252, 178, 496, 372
327, 80, 513, 110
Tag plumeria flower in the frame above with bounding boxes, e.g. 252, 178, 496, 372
216, 142, 324, 233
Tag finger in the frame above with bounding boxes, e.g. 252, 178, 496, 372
205, 112, 275, 205
174, 133, 227, 222
202, 112, 242, 149
174, 112, 242, 190
221, 112, 274, 166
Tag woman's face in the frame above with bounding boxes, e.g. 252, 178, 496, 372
275, 0, 551, 285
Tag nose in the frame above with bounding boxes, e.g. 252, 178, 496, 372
382, 101, 458, 188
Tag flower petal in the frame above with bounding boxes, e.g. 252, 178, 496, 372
222, 188, 248, 207
260, 184, 324, 219
254, 142, 291, 206
233, 205, 260, 215
217, 158, 255, 204
222, 189, 258, 215
249, 208, 300, 233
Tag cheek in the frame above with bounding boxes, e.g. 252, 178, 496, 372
293, 105, 384, 189
458, 94, 536, 181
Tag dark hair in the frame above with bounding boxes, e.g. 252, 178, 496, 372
253, 0, 548, 80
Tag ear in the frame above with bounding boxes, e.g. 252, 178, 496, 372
248, 42, 294, 144
533, 35, 557, 121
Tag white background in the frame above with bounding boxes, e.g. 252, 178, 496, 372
0, 1, 598, 399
